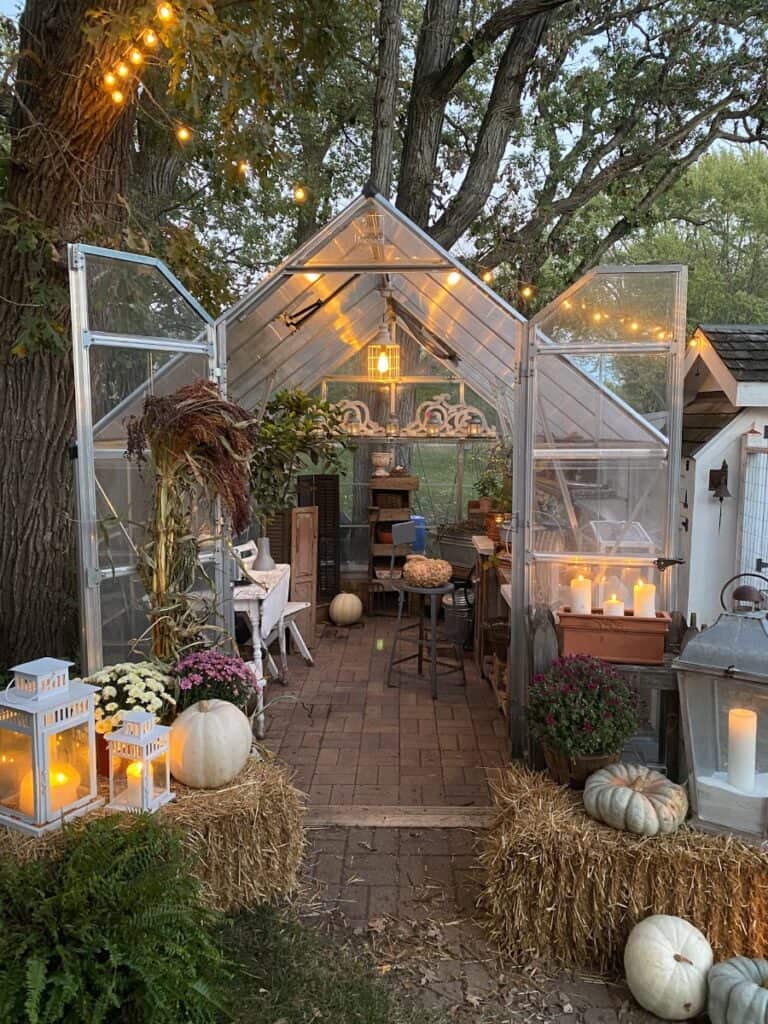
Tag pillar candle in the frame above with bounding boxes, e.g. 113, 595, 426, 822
19, 764, 80, 816
125, 761, 144, 805
633, 579, 656, 618
728, 708, 757, 792
602, 594, 625, 617
569, 574, 592, 615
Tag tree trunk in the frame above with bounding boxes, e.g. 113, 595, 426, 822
0, 0, 138, 666
370, 0, 402, 197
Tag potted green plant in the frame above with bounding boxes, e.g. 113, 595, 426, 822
528, 654, 638, 789
473, 443, 511, 541
248, 388, 350, 563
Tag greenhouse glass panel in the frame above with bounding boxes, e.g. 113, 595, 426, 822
85, 254, 208, 342
530, 560, 662, 613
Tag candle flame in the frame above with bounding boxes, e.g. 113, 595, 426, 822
126, 761, 143, 779
611, 594, 617, 600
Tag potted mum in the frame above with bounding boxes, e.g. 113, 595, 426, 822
528, 654, 638, 789
86, 662, 176, 775
174, 650, 256, 713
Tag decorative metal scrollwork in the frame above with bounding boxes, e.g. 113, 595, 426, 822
403, 394, 496, 437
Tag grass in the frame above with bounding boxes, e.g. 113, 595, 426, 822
225, 905, 438, 1024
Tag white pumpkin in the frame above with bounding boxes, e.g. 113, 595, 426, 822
170, 699, 252, 789
709, 957, 768, 1024
624, 915, 713, 1020
329, 592, 363, 626
583, 763, 688, 836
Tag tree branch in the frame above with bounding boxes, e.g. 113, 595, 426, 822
370, 0, 403, 197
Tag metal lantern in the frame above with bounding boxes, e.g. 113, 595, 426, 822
467, 413, 482, 437
385, 416, 399, 437
105, 709, 173, 814
426, 410, 442, 436
0, 658, 102, 835
675, 611, 768, 836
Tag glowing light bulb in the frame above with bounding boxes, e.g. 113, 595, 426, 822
237, 159, 250, 175
447, 270, 461, 286
593, 311, 602, 322
144, 29, 158, 45
176, 125, 191, 142
520, 284, 533, 299
157, 2, 173, 21
377, 350, 390, 375
481, 269, 493, 284
111, 89, 125, 104
103, 71, 117, 88
116, 62, 130, 79
563, 299, 572, 309
629, 321, 639, 331
293, 184, 308, 204
129, 48, 143, 65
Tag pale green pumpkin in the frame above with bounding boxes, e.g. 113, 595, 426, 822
709, 957, 768, 1024
584, 763, 688, 836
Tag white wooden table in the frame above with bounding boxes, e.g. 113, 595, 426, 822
232, 563, 290, 739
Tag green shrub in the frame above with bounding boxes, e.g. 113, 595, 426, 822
0, 815, 229, 1023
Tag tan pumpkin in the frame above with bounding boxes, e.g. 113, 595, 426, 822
170, 699, 252, 788
583, 762, 688, 836
402, 557, 452, 588
329, 592, 363, 626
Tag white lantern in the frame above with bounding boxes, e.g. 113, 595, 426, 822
0, 658, 102, 835
675, 611, 768, 836
105, 709, 173, 814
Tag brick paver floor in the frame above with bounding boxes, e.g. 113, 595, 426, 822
263, 615, 507, 807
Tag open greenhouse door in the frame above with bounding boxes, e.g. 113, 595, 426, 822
509, 266, 687, 758
68, 244, 227, 673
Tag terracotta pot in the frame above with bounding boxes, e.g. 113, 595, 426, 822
485, 512, 502, 543
376, 525, 394, 544
542, 745, 619, 790
558, 609, 671, 666
95, 732, 110, 778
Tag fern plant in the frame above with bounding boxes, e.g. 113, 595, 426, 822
0, 815, 230, 1023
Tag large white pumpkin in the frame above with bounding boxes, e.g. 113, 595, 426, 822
709, 957, 768, 1024
170, 699, 252, 789
583, 763, 688, 836
329, 592, 363, 626
624, 915, 713, 1020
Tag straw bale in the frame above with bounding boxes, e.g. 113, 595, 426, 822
0, 757, 305, 912
479, 765, 768, 975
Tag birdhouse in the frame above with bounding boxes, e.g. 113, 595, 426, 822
675, 611, 768, 836
105, 709, 173, 814
0, 658, 102, 835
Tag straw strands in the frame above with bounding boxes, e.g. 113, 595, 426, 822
479, 766, 768, 975
0, 758, 305, 912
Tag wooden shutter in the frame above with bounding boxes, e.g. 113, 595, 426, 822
298, 474, 340, 602
290, 505, 318, 646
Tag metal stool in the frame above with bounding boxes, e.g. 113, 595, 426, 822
384, 521, 466, 699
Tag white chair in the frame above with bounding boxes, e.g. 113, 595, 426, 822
261, 602, 314, 681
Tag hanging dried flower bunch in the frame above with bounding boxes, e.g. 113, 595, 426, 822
126, 379, 256, 661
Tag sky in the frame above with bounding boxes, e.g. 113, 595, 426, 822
0, 0, 18, 17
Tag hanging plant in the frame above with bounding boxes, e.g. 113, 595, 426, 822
126, 378, 256, 662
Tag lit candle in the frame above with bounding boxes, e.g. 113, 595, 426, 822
602, 593, 625, 617
728, 708, 757, 792
125, 761, 144, 806
569, 574, 592, 615
19, 763, 80, 816
633, 578, 656, 618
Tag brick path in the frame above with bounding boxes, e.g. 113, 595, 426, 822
263, 616, 507, 808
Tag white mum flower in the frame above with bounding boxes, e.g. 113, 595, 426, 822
105, 702, 118, 712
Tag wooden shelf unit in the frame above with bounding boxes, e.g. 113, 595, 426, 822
367, 475, 419, 612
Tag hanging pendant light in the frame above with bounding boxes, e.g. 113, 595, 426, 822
368, 310, 399, 380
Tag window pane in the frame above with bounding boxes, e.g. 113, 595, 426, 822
533, 455, 668, 555
531, 559, 662, 612
0, 726, 33, 817
86, 254, 207, 341
47, 723, 91, 814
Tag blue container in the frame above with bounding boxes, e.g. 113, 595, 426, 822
411, 514, 427, 554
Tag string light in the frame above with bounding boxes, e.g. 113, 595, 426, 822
629, 321, 639, 331
519, 284, 534, 300
481, 269, 493, 284
144, 28, 158, 45
176, 125, 191, 142
116, 62, 130, 79
237, 159, 250, 175
111, 89, 125, 104
129, 48, 143, 65
447, 270, 461, 286
103, 71, 117, 88
157, 2, 174, 21
293, 184, 308, 204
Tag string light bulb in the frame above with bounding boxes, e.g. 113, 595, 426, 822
237, 159, 250, 175
519, 284, 534, 299
157, 2, 174, 21
144, 28, 158, 45
111, 89, 125, 104
629, 320, 639, 332
293, 184, 308, 204
129, 48, 143, 65
175, 124, 191, 143
447, 270, 461, 286
481, 269, 493, 284
116, 62, 130, 79
103, 71, 117, 88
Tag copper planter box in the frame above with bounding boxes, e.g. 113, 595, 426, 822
558, 609, 671, 665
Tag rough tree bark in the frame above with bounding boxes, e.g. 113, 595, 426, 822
0, 0, 139, 666
370, 0, 402, 197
